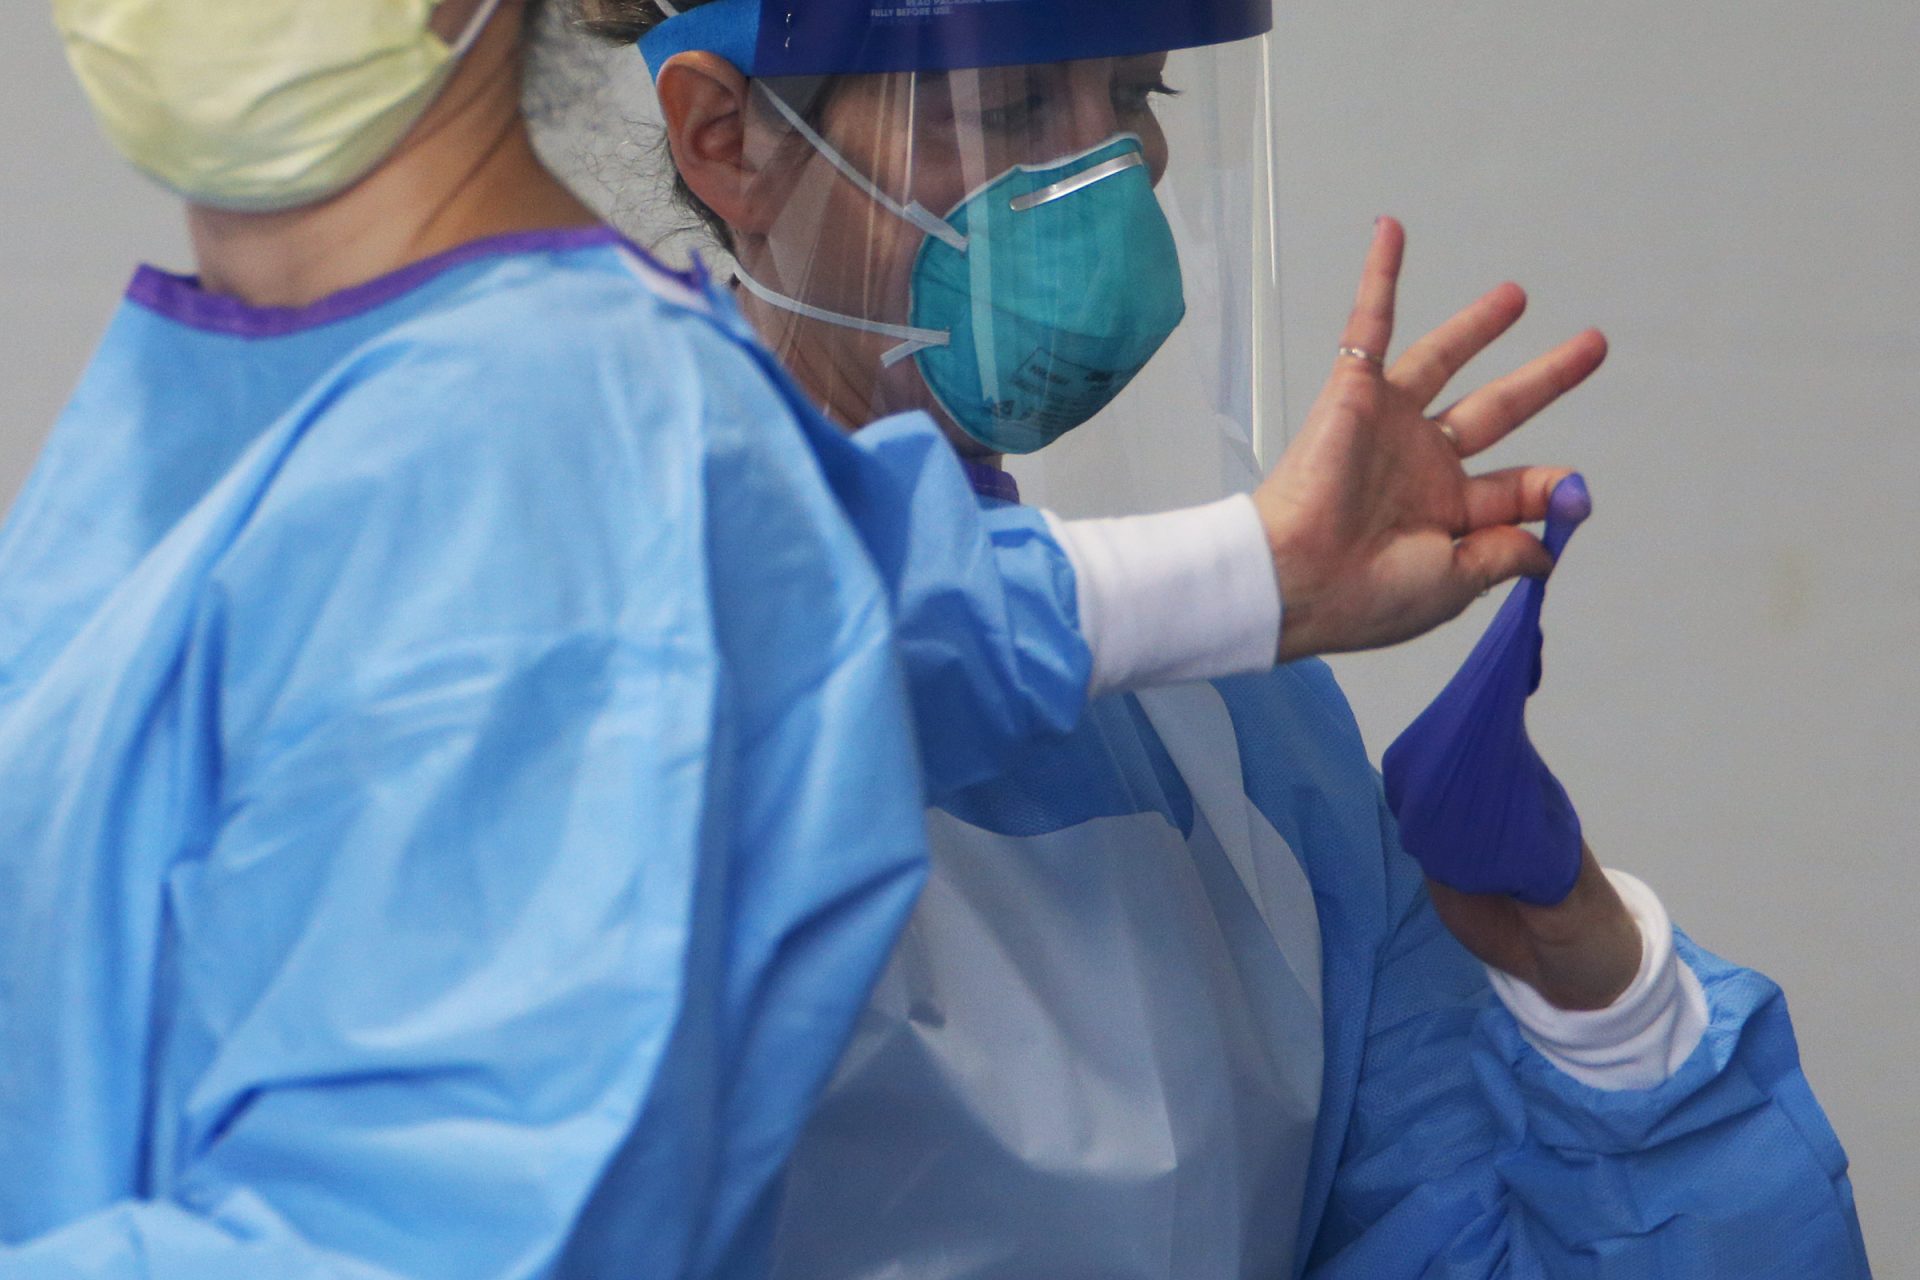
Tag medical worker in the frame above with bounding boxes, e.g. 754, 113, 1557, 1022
593, 0, 1874, 1275
0, 2, 1621, 1278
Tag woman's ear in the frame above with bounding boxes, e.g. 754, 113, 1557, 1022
657, 52, 783, 237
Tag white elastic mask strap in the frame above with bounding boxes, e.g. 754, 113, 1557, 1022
449, 0, 509, 58
733, 263, 948, 366
754, 83, 969, 253
656, 0, 683, 14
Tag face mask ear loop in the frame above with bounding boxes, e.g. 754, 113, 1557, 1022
755, 82, 969, 253
732, 261, 949, 363
448, 0, 510, 58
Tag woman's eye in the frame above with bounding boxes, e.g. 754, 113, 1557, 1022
1115, 79, 1181, 115
978, 94, 1046, 132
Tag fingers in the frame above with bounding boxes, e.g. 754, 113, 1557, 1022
1337, 217, 1406, 368
1453, 525, 1556, 600
1438, 328, 1608, 456
1389, 282, 1527, 408
1462, 465, 1576, 532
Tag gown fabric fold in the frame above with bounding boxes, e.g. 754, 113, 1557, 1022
0, 228, 1082, 1279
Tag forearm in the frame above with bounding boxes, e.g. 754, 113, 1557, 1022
1486, 868, 1709, 1090
1429, 845, 1642, 1013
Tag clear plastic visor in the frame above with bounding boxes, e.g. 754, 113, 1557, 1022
674, 35, 1286, 516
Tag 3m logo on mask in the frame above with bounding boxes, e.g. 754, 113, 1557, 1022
980, 350, 1139, 448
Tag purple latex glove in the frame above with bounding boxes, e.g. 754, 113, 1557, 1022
1381, 474, 1592, 906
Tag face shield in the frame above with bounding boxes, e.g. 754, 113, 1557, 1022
642, 0, 1287, 518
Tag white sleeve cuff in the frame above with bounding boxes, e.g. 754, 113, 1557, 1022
1042, 495, 1281, 698
1485, 869, 1710, 1092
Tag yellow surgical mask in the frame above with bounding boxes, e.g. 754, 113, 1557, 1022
54, 0, 504, 212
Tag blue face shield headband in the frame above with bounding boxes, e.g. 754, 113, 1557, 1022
638, 0, 1273, 79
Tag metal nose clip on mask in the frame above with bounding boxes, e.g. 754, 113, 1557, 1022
735, 90, 1189, 457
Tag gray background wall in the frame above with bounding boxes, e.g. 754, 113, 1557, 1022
1289, 8, 1917, 1271
2, 2, 1912, 1269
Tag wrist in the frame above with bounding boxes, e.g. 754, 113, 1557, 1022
1510, 849, 1641, 1010
1485, 870, 1709, 1090
1253, 487, 1322, 663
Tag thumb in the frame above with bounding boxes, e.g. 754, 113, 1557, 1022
1453, 525, 1554, 604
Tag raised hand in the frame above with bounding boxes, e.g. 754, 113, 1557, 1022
1253, 218, 1608, 662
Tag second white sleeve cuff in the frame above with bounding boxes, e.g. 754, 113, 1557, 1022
1042, 495, 1281, 698
1485, 869, 1710, 1092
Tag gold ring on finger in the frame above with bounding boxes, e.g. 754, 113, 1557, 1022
1434, 420, 1464, 454
1337, 345, 1384, 368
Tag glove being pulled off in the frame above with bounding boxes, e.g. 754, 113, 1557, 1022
1382, 474, 1592, 906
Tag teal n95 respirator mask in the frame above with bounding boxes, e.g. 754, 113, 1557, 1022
737, 87, 1188, 457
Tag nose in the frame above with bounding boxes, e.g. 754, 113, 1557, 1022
1061, 60, 1124, 153
1054, 60, 1169, 185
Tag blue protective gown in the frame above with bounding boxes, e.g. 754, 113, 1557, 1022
0, 227, 1085, 1278
771, 499, 1872, 1278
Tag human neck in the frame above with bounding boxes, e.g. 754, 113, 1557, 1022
186, 17, 598, 309
735, 284, 885, 428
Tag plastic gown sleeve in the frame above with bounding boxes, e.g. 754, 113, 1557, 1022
699, 285, 1092, 796
1303, 788, 1871, 1277
830, 413, 1092, 794
0, 315, 929, 1278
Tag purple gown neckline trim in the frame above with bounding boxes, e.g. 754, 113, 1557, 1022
961, 460, 1021, 504
125, 225, 630, 338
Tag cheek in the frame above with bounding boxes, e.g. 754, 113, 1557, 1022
763, 155, 930, 327
858, 216, 928, 315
